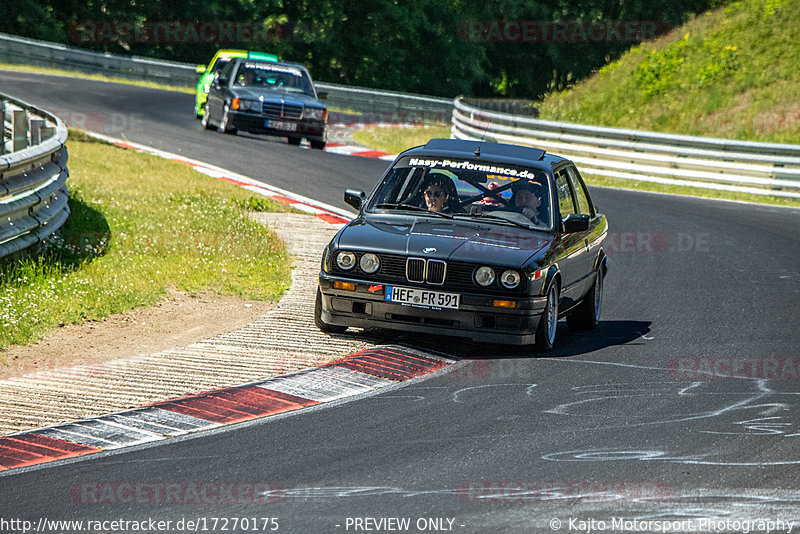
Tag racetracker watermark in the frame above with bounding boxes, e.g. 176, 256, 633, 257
457, 480, 672, 504
458, 231, 710, 256
68, 21, 286, 45
679, 110, 800, 135
457, 20, 671, 43
667, 357, 800, 380
605, 231, 711, 254
548, 517, 794, 532
69, 482, 286, 505
49, 110, 142, 137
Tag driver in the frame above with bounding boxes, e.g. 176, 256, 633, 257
420, 172, 459, 213
510, 179, 545, 225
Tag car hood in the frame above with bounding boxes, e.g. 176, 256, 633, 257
337, 216, 552, 266
229, 88, 323, 107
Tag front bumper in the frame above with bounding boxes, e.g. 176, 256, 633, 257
228, 110, 326, 140
318, 272, 548, 345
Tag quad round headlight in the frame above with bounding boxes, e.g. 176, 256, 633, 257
475, 266, 496, 287
501, 270, 521, 289
336, 251, 357, 270
359, 253, 380, 274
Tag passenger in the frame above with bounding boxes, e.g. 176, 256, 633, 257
511, 179, 545, 225
421, 173, 459, 213
479, 180, 504, 206
237, 69, 256, 86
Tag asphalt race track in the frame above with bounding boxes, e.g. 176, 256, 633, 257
3, 70, 800, 532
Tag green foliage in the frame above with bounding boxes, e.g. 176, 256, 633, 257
0, 0, 715, 99
696, 42, 738, 86
538, 0, 800, 145
635, 33, 689, 96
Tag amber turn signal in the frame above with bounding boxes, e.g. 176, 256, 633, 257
333, 281, 356, 291
492, 299, 517, 309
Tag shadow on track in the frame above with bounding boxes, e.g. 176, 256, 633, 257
326, 320, 652, 361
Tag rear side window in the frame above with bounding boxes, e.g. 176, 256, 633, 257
554, 169, 575, 218
220, 60, 236, 79
566, 166, 593, 216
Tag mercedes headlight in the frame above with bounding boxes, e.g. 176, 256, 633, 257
305, 107, 325, 121
475, 266, 496, 287
240, 99, 261, 112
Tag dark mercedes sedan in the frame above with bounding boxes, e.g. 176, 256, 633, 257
315, 139, 609, 350
201, 58, 327, 148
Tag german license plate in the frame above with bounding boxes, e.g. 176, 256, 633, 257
265, 120, 297, 131
385, 286, 460, 310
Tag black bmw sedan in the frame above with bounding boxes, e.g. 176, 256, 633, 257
316, 139, 609, 351
201, 58, 327, 149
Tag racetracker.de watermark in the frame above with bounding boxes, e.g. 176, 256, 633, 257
457, 20, 672, 43
48, 109, 142, 137
667, 357, 800, 380
68, 21, 286, 45
69, 482, 286, 505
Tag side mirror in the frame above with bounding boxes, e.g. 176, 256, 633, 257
317, 91, 328, 100
344, 189, 367, 211
195, 64, 207, 74
562, 213, 590, 233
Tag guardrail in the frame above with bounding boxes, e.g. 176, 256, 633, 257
0, 32, 453, 123
0, 94, 70, 259
451, 96, 800, 198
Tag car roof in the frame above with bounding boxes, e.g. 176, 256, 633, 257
210, 49, 278, 62
232, 57, 308, 72
400, 139, 569, 172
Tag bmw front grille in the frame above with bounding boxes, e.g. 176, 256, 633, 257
405, 258, 446, 285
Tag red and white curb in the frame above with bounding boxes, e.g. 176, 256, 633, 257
325, 141, 397, 161
0, 346, 455, 472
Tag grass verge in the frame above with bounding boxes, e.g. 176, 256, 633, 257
581, 172, 800, 208
0, 129, 301, 351
352, 124, 451, 155
0, 62, 194, 95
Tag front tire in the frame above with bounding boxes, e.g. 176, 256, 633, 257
567, 270, 603, 330
535, 281, 559, 352
201, 103, 215, 130
309, 139, 326, 150
314, 288, 348, 334
219, 103, 237, 135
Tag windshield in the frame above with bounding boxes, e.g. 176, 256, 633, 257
367, 156, 553, 230
234, 62, 315, 96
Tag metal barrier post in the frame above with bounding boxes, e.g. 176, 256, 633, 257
30, 118, 45, 145
0, 99, 5, 154
12, 108, 28, 151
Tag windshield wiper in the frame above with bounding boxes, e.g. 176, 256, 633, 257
458, 212, 536, 230
374, 203, 453, 219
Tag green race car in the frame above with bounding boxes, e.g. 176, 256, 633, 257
194, 49, 278, 118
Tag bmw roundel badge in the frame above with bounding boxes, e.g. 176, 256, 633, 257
423, 247, 436, 254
